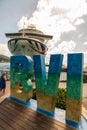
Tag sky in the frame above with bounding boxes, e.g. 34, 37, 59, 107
0, 0, 87, 66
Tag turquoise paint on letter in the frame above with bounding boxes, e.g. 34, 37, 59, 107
33, 54, 63, 96
10, 56, 33, 92
67, 53, 83, 100
66, 53, 83, 125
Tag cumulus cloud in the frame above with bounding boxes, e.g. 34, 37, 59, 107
17, 0, 87, 65
0, 43, 11, 57
75, 18, 85, 25
84, 42, 87, 45
17, 16, 29, 29
58, 41, 76, 53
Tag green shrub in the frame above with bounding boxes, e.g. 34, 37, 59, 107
32, 88, 36, 100
32, 88, 66, 110
56, 88, 66, 110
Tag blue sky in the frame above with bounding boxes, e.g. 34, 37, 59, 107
0, 0, 87, 66
0, 0, 38, 43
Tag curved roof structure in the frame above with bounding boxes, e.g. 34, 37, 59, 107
0, 54, 10, 62
5, 25, 53, 43
5, 25, 53, 57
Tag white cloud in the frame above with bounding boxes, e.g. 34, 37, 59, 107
17, 0, 87, 44
46, 40, 76, 65
84, 42, 87, 45
58, 41, 76, 53
67, 0, 87, 20
47, 40, 76, 54
17, 0, 87, 65
0, 44, 11, 57
17, 16, 29, 29
75, 18, 85, 25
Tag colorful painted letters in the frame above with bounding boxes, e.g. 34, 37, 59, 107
33, 54, 63, 112
10, 53, 83, 127
10, 55, 33, 102
66, 53, 83, 126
